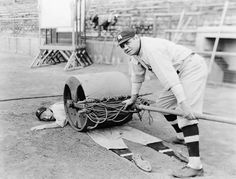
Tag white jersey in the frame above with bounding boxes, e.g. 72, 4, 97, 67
130, 37, 193, 103
49, 102, 67, 127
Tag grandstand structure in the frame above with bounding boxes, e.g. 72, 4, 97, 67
1, 0, 236, 40
0, 0, 38, 35
1, 0, 236, 83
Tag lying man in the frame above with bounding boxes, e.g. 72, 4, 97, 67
31, 102, 152, 172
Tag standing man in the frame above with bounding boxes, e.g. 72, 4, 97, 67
117, 29, 208, 178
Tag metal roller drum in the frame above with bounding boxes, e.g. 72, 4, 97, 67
63, 71, 133, 132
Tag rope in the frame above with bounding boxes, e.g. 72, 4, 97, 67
73, 96, 153, 130
79, 97, 135, 129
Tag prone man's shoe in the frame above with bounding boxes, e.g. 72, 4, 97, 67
172, 166, 204, 178
132, 153, 152, 172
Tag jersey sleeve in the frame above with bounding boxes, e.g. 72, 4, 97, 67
130, 57, 146, 95
146, 50, 186, 103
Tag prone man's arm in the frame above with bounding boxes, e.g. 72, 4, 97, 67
30, 122, 61, 131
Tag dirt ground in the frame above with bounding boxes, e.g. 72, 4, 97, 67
0, 52, 236, 179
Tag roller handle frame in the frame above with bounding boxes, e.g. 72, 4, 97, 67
136, 104, 236, 126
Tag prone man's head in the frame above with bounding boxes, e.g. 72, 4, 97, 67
117, 29, 140, 56
35, 106, 55, 122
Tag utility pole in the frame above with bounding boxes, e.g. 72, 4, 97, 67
75, 0, 78, 46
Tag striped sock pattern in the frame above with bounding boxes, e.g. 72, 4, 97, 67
145, 142, 188, 163
147, 142, 175, 156
164, 114, 182, 133
109, 148, 133, 161
182, 124, 200, 157
182, 124, 202, 169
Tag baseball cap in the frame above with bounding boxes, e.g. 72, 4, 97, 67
35, 106, 47, 120
117, 29, 136, 45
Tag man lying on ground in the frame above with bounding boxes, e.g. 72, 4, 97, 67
31, 102, 152, 172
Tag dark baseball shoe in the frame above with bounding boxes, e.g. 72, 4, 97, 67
172, 166, 204, 178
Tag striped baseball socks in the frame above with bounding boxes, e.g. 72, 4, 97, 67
146, 141, 188, 163
110, 148, 133, 161
146, 141, 174, 156
164, 114, 184, 140
182, 124, 202, 169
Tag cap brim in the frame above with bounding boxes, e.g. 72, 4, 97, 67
118, 38, 130, 45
